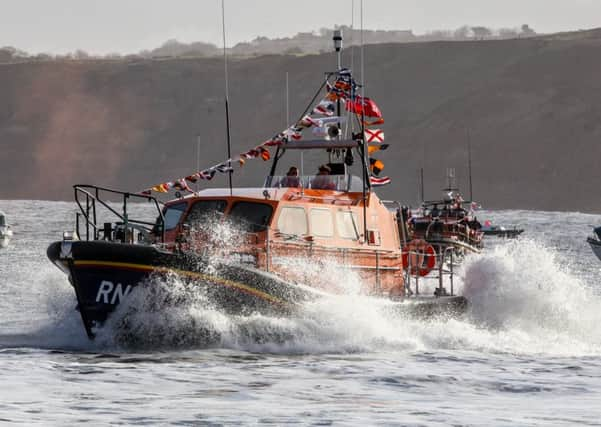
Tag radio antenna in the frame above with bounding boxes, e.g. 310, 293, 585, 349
221, 0, 233, 196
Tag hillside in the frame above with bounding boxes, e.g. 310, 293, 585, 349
2, 32, 601, 211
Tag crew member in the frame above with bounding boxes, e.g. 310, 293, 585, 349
279, 166, 300, 187
311, 164, 335, 190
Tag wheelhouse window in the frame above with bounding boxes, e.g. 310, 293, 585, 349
185, 199, 227, 225
336, 210, 359, 240
310, 209, 334, 237
162, 202, 187, 231
228, 202, 273, 233
277, 206, 307, 236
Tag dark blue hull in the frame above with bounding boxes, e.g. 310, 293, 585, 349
47, 241, 316, 339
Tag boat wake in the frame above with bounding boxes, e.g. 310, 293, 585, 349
0, 268, 95, 351
459, 238, 601, 355
4, 239, 601, 356
90, 239, 601, 356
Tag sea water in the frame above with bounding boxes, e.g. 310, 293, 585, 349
1, 200, 600, 426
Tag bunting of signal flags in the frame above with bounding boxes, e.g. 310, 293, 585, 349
365, 128, 388, 183
139, 67, 391, 195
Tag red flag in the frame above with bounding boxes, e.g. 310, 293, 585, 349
346, 96, 383, 118
363, 98, 382, 118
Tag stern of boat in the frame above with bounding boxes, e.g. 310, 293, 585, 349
587, 236, 601, 262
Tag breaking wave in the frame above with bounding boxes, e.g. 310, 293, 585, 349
5, 235, 601, 357
92, 238, 601, 356
459, 238, 601, 355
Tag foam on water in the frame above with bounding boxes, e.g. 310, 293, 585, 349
458, 238, 601, 355
86, 238, 601, 356
269, 254, 365, 295
99, 282, 414, 354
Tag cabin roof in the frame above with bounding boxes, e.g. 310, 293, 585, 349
168, 187, 369, 206
185, 188, 289, 201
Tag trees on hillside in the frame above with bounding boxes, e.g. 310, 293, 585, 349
0, 46, 28, 63
0, 23, 542, 63
499, 28, 520, 39
472, 27, 493, 40
521, 24, 537, 37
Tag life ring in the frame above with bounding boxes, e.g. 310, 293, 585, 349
402, 239, 437, 277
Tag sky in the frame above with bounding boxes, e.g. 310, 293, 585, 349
2, 0, 601, 55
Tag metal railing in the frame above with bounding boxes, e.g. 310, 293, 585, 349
403, 243, 456, 298
264, 175, 364, 192
73, 184, 165, 244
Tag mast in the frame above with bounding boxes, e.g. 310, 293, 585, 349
221, 0, 233, 196
286, 71, 290, 127
333, 29, 343, 140
287, 71, 300, 176
196, 134, 201, 193
360, 0, 369, 243
445, 167, 457, 192
420, 167, 424, 204
344, 0, 355, 139
467, 127, 473, 201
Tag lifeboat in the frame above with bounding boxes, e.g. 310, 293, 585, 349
47, 50, 467, 340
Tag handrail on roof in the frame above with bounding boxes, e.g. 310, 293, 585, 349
73, 184, 165, 243
287, 192, 362, 205
282, 139, 359, 150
